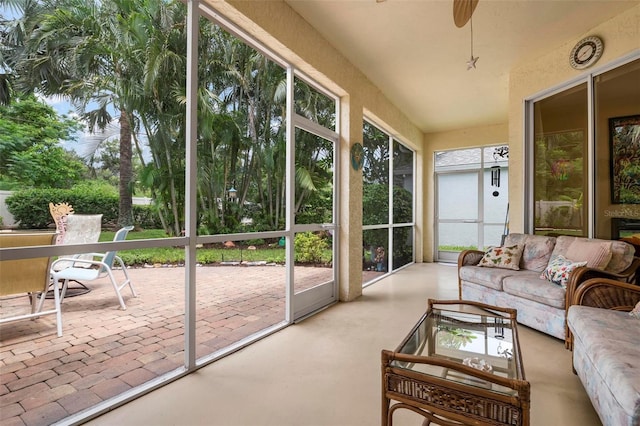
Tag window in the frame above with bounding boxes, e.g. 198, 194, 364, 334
527, 57, 640, 238
532, 84, 588, 236
362, 121, 415, 283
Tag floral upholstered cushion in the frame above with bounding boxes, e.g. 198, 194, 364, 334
605, 240, 635, 273
478, 245, 523, 270
521, 236, 556, 272
630, 301, 640, 319
565, 239, 612, 269
504, 233, 556, 272
540, 255, 587, 288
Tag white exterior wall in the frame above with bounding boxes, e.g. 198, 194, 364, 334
0, 191, 16, 228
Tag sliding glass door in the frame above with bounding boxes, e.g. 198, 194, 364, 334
291, 77, 338, 320
526, 57, 640, 238
435, 146, 509, 262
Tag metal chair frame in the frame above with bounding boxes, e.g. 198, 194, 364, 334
50, 226, 137, 310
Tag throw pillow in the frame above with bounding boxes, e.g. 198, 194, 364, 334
540, 255, 587, 289
565, 239, 612, 269
478, 245, 523, 270
520, 236, 556, 272
630, 301, 640, 319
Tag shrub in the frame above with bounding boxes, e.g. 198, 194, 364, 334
294, 232, 327, 264
6, 187, 118, 229
6, 184, 162, 230
133, 205, 163, 229
242, 238, 265, 246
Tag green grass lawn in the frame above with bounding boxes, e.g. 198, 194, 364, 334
99, 229, 331, 267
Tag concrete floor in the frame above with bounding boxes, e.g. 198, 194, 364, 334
85, 263, 601, 426
3, 264, 382, 426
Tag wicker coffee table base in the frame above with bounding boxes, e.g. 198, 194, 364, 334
381, 300, 530, 426
388, 402, 470, 426
383, 369, 526, 426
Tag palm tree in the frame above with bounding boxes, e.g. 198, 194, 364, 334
6, 0, 161, 226
0, 0, 55, 105
6, 0, 337, 235
192, 28, 288, 234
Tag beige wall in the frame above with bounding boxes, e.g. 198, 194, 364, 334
420, 5, 638, 260
508, 4, 640, 234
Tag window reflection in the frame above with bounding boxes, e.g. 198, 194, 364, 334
533, 84, 588, 236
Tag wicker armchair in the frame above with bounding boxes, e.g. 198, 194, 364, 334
564, 256, 640, 349
565, 276, 640, 350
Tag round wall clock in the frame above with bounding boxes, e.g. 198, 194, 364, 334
569, 36, 604, 70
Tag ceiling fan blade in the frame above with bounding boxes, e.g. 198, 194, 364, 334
453, 0, 479, 28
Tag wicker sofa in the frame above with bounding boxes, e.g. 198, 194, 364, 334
457, 233, 639, 343
567, 278, 640, 426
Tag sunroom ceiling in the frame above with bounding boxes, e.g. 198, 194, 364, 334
284, 0, 639, 133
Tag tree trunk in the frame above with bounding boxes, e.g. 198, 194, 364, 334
118, 109, 134, 227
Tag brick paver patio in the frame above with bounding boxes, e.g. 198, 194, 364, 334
0, 265, 383, 425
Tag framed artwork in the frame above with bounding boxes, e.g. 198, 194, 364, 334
609, 114, 640, 204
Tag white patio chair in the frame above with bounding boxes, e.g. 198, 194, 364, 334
49, 212, 103, 297
51, 213, 103, 271
0, 232, 62, 336
51, 226, 137, 310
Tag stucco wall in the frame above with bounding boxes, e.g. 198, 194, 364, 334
508, 4, 640, 233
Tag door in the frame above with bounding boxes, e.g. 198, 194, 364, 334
435, 146, 509, 262
436, 171, 480, 262
291, 126, 337, 320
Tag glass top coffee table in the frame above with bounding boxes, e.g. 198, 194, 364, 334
381, 299, 530, 426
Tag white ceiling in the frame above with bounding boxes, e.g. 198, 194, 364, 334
284, 0, 639, 133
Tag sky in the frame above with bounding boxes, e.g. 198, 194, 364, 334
1, 4, 105, 158
2, 4, 152, 162
38, 94, 107, 158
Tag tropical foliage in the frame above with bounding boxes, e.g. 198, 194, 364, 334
361, 121, 414, 267
534, 130, 584, 229
436, 326, 477, 350
534, 130, 584, 203
0, 95, 84, 189
610, 116, 640, 204
294, 231, 328, 264
5, 184, 161, 229
1, 0, 335, 236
